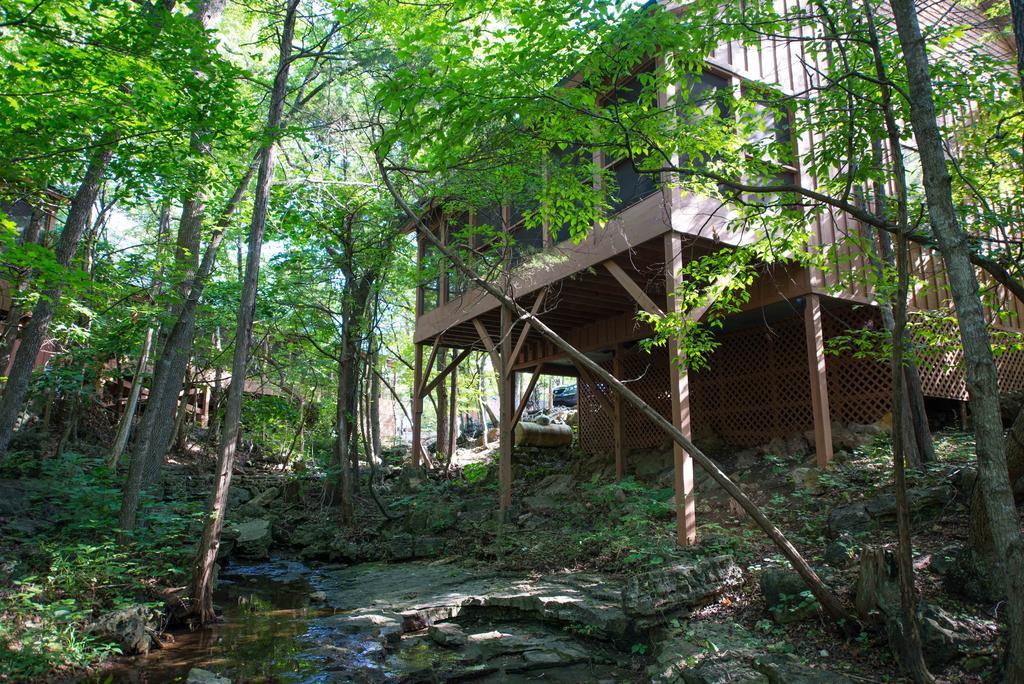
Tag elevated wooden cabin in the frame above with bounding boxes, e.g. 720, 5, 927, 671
0, 188, 64, 376
409, 0, 1024, 544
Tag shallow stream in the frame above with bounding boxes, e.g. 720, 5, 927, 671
84, 558, 635, 683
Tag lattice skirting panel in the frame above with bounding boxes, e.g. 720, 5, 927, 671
578, 303, 1024, 456
578, 346, 672, 456
914, 325, 1024, 401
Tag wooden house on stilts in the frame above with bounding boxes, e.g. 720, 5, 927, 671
407, 0, 1024, 546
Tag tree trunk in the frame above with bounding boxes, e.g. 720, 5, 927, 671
331, 344, 355, 520
435, 348, 449, 466
172, 371, 192, 452
187, 0, 299, 625
107, 327, 154, 468
888, 0, 1024, 676
0, 144, 114, 458
447, 362, 458, 466
479, 355, 489, 447
882, 59, 933, 677
381, 159, 857, 630
117, 158, 258, 537
209, 327, 223, 445
865, 135, 934, 466
369, 346, 382, 462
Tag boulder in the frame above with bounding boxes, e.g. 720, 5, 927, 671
824, 534, 858, 568
789, 467, 819, 493
86, 606, 159, 655
784, 432, 810, 457
248, 486, 280, 508
634, 449, 674, 480
384, 533, 445, 560
236, 486, 280, 517
227, 486, 252, 509
917, 603, 976, 667
830, 422, 875, 451
0, 480, 33, 515
523, 495, 559, 513
535, 473, 575, 498
827, 485, 954, 537
622, 555, 743, 617
761, 437, 789, 458
760, 569, 818, 624
428, 622, 469, 647
233, 518, 272, 559
186, 668, 231, 684
733, 449, 759, 472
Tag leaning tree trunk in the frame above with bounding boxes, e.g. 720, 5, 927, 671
107, 327, 154, 468
888, 0, 1024, 676
208, 327, 223, 445
187, 0, 299, 625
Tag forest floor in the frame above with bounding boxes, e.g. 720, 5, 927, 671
0, 428, 1018, 682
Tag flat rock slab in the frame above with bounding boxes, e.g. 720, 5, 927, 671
314, 562, 630, 639
622, 555, 743, 616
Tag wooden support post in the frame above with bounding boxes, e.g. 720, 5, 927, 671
412, 342, 425, 468
499, 305, 513, 517
804, 294, 834, 467
665, 233, 696, 546
201, 385, 212, 427
613, 344, 626, 480
511, 364, 542, 431
448, 363, 458, 458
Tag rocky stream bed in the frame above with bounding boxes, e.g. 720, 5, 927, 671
84, 555, 853, 683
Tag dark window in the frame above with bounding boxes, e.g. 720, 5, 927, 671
608, 157, 658, 213
510, 224, 545, 265
476, 204, 504, 230
683, 71, 731, 119
605, 61, 656, 107
419, 232, 440, 312
1, 200, 34, 235
743, 88, 793, 166
747, 170, 799, 206
678, 71, 732, 191
446, 216, 471, 301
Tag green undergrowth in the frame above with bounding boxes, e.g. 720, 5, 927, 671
403, 431, 978, 577
0, 450, 204, 680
